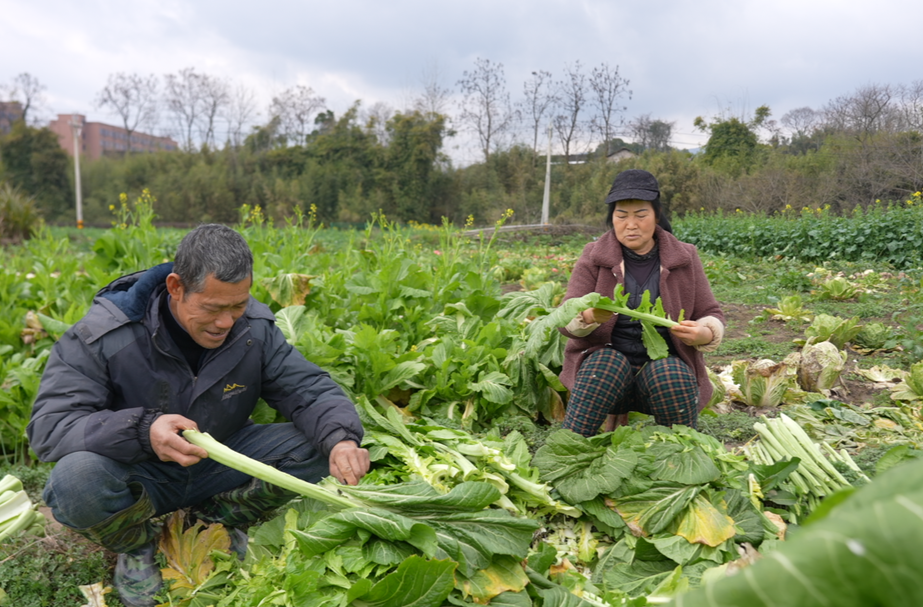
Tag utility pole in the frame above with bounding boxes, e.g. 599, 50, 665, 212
69, 114, 83, 229
541, 122, 552, 225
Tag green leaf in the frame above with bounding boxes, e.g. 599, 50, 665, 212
603, 560, 679, 597
648, 444, 721, 485
426, 509, 539, 577
338, 481, 500, 513
378, 361, 427, 393
351, 555, 457, 607
533, 430, 638, 503
672, 458, 923, 607
274, 305, 308, 343
641, 322, 670, 360
611, 484, 700, 536
470, 371, 514, 404
290, 508, 438, 558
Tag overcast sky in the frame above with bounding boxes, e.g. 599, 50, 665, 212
3, 0, 922, 164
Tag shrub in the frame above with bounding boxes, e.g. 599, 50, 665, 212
0, 182, 42, 243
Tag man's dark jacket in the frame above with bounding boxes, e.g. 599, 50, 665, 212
27, 263, 363, 464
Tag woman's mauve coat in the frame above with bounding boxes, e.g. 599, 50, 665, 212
558, 226, 725, 411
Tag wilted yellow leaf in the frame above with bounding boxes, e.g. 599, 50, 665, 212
261, 273, 315, 307
673, 495, 736, 547
461, 556, 529, 603
763, 511, 787, 540
78, 582, 111, 607
158, 510, 230, 595
873, 418, 900, 430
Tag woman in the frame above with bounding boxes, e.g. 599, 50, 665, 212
558, 169, 724, 436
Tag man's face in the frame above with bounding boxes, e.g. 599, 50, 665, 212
166, 273, 252, 349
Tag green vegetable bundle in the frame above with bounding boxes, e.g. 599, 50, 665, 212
0, 474, 45, 542
183, 429, 547, 605
744, 413, 869, 518
532, 425, 784, 599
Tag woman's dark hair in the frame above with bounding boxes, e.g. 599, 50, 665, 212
605, 196, 672, 233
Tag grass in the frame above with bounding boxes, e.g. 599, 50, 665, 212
698, 410, 760, 445
0, 534, 122, 607
0, 462, 125, 606
714, 336, 796, 361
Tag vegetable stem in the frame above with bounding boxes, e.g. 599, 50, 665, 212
183, 429, 356, 511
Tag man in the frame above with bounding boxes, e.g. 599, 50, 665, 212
27, 224, 369, 607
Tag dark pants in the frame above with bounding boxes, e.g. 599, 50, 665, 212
43, 423, 327, 551
562, 348, 698, 437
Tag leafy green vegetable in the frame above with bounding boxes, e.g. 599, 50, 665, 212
669, 457, 923, 607
532, 430, 638, 503
532, 284, 681, 361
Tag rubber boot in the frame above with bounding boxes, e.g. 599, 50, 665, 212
69, 483, 161, 607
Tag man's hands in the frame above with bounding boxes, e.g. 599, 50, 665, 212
329, 440, 370, 486
150, 414, 208, 466
150, 415, 369, 485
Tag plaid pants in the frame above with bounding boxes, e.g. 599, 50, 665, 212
562, 347, 698, 437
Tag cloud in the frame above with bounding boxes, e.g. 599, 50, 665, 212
3, 0, 922, 155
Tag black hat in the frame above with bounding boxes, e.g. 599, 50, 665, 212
604, 169, 660, 204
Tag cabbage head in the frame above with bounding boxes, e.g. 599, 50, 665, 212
730, 359, 797, 408
798, 341, 847, 392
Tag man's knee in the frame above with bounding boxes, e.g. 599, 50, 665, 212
44, 452, 138, 529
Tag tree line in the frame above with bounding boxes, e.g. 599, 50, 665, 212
1, 68, 921, 232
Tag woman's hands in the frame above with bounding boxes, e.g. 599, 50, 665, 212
581, 308, 615, 324
580, 311, 714, 347
670, 320, 714, 347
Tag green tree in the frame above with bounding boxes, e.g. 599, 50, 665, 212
0, 122, 72, 220
378, 111, 449, 223
694, 105, 770, 175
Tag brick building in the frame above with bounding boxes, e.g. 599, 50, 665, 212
48, 114, 179, 160
0, 101, 24, 135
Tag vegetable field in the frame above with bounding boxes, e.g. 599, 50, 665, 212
3, 195, 923, 606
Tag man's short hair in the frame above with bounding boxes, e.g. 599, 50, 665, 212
174, 224, 253, 293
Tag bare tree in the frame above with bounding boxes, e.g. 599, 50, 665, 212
164, 67, 206, 150
780, 106, 818, 138
224, 82, 260, 148
822, 84, 900, 139
268, 85, 327, 146
588, 62, 632, 155
553, 61, 588, 164
897, 80, 923, 131
95, 72, 160, 153
456, 58, 517, 163
629, 114, 675, 152
414, 61, 452, 117
362, 101, 395, 145
196, 74, 229, 149
7, 73, 47, 125
519, 70, 555, 157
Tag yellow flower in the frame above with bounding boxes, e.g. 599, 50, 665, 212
109, 204, 115, 211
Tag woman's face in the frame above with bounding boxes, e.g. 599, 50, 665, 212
612, 199, 657, 255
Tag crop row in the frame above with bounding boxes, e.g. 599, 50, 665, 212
675, 194, 923, 268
